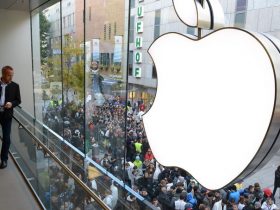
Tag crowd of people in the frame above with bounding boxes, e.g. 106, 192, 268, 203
42, 93, 280, 210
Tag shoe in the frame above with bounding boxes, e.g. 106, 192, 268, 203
0, 161, 7, 169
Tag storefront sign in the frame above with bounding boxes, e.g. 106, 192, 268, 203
133, 0, 144, 78
133, 67, 141, 78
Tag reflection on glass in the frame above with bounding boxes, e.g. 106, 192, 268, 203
85, 0, 127, 166
61, 0, 85, 155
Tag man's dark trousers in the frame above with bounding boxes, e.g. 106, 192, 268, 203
0, 117, 12, 161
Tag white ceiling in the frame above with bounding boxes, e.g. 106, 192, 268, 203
0, 0, 29, 11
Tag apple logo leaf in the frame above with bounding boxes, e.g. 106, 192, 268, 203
172, 0, 224, 30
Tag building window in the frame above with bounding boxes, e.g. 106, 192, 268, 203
129, 16, 135, 43
111, 53, 114, 64
67, 15, 71, 28
89, 7, 91, 21
236, 0, 247, 12
63, 16, 66, 28
234, 12, 246, 28
187, 27, 195, 36
109, 23, 111, 40
114, 22, 117, 35
101, 53, 110, 66
55, 19, 59, 31
129, 51, 133, 76
152, 65, 157, 79
64, 34, 70, 46
130, 0, 135, 9
104, 24, 107, 40
72, 13, 74, 26
154, 10, 161, 39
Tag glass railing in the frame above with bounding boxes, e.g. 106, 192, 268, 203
10, 107, 156, 210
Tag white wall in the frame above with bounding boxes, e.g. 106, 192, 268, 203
0, 9, 34, 116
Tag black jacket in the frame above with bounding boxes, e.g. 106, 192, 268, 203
0, 81, 21, 119
274, 169, 280, 187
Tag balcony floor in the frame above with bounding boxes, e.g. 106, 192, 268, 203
0, 152, 42, 210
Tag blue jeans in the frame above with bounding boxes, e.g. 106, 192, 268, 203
0, 118, 12, 161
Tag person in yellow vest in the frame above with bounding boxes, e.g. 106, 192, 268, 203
234, 179, 244, 190
58, 98, 62, 106
134, 139, 142, 154
133, 156, 142, 169
50, 99, 54, 108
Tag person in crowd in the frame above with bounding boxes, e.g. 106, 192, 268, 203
237, 196, 245, 210
103, 189, 113, 209
100, 153, 111, 170
272, 165, 280, 199
263, 188, 272, 200
133, 155, 143, 169
235, 179, 244, 191
228, 185, 240, 204
126, 194, 140, 210
261, 197, 278, 210
243, 185, 255, 197
125, 161, 135, 187
254, 201, 261, 210
242, 194, 255, 210
152, 197, 163, 210
203, 191, 214, 208
153, 162, 164, 183
139, 188, 151, 209
134, 138, 143, 155
110, 181, 118, 209
158, 186, 173, 210
253, 183, 264, 202
186, 186, 198, 208
212, 195, 227, 210
0, 65, 21, 169
144, 148, 154, 162
175, 193, 188, 210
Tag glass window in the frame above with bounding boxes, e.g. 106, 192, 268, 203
63, 16, 66, 28
89, 6, 91, 21
187, 26, 195, 35
234, 12, 246, 27
104, 24, 107, 40
129, 15, 135, 43
130, 0, 135, 9
154, 9, 161, 39
152, 65, 157, 78
129, 51, 133, 76
114, 22, 117, 35
109, 23, 111, 40
236, 0, 248, 11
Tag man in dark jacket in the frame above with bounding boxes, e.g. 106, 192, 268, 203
273, 166, 280, 199
0, 66, 21, 169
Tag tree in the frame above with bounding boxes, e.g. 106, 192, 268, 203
62, 35, 84, 103
71, 61, 85, 101
39, 12, 51, 66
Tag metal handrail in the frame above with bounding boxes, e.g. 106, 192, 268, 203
12, 114, 111, 210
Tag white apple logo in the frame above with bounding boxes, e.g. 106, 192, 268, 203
145, 0, 280, 190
